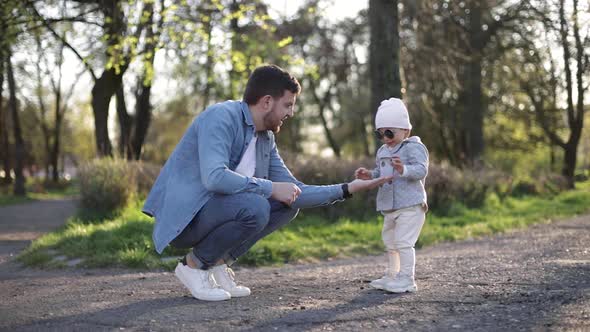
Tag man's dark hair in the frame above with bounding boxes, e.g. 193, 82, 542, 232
243, 65, 301, 105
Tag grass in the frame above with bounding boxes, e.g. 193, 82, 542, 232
18, 181, 590, 270
0, 180, 79, 206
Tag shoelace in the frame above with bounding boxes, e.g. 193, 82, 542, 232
220, 267, 237, 287
200, 271, 222, 289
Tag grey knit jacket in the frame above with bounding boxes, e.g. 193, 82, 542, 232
371, 136, 429, 212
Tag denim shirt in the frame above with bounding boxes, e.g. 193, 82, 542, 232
143, 101, 345, 253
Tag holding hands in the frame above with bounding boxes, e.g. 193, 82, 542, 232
348, 176, 394, 193
355, 156, 404, 181
354, 167, 373, 180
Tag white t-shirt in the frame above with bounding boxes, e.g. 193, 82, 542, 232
235, 135, 257, 177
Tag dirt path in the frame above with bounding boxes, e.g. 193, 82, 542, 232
0, 200, 588, 331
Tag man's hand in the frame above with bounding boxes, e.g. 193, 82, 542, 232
271, 182, 302, 206
354, 167, 373, 180
347, 176, 393, 193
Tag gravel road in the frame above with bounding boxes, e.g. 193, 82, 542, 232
0, 200, 588, 331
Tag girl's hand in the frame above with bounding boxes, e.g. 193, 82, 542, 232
392, 157, 404, 174
354, 167, 372, 180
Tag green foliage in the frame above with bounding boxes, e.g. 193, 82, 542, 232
79, 159, 136, 216
283, 153, 378, 220
142, 95, 196, 164
0, 179, 78, 206
78, 159, 160, 216
284, 156, 568, 219
19, 201, 166, 269
18, 181, 590, 269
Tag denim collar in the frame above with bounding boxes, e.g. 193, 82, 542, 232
240, 101, 255, 127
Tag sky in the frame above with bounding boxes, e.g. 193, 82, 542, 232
268, 0, 367, 20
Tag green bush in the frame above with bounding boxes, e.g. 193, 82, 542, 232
78, 159, 162, 216
79, 159, 136, 215
285, 153, 378, 221
425, 163, 504, 214
510, 174, 569, 197
119, 153, 567, 220
128, 161, 161, 198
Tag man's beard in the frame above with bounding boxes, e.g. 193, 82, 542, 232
264, 108, 282, 133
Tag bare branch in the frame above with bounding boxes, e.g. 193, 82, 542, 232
28, 4, 97, 81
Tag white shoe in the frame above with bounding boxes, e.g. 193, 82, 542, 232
174, 263, 231, 301
383, 274, 417, 293
370, 276, 395, 290
211, 264, 251, 297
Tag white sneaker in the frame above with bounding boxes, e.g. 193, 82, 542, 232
174, 263, 231, 301
383, 274, 417, 293
211, 264, 251, 297
370, 276, 395, 290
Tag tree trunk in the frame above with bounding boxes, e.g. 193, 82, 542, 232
131, 2, 156, 160
463, 59, 485, 165
557, 0, 585, 188
318, 106, 341, 158
227, 0, 240, 100
563, 143, 576, 188
115, 85, 132, 158
132, 80, 152, 160
550, 144, 555, 172
6, 52, 25, 195
91, 71, 118, 157
0, 49, 11, 185
51, 118, 61, 182
51, 67, 64, 182
369, 0, 402, 151
90, 0, 130, 157
34, 37, 53, 181
462, 2, 485, 165
202, 7, 214, 108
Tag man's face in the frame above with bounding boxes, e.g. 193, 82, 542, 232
263, 91, 297, 133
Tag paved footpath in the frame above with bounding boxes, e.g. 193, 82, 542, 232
0, 200, 588, 331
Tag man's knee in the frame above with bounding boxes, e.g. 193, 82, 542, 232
238, 194, 271, 231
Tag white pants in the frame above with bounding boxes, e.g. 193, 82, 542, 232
381, 204, 426, 278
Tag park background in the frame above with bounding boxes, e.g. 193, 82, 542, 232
0, 0, 589, 269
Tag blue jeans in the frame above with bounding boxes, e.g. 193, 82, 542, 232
170, 192, 299, 269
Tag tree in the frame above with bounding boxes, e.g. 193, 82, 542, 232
115, 0, 166, 160
31, 0, 157, 157
6, 51, 25, 195
369, 0, 402, 150
29, 30, 82, 181
1, 0, 27, 194
520, 0, 588, 187
280, 1, 371, 158
401, 0, 532, 166
0, 30, 9, 185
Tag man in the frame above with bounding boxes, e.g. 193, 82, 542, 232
143, 64, 391, 301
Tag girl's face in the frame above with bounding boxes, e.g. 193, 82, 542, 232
375, 127, 409, 146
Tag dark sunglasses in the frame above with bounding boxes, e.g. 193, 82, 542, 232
375, 129, 396, 140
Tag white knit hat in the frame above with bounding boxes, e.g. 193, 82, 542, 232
375, 97, 412, 130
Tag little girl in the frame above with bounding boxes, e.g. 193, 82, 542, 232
355, 97, 429, 293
